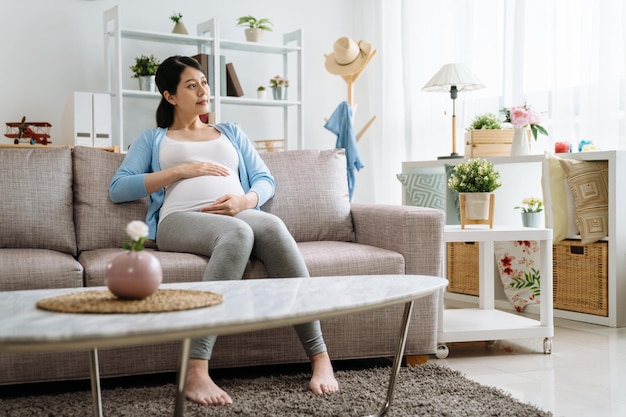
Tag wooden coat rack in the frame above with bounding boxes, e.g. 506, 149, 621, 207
326, 49, 377, 142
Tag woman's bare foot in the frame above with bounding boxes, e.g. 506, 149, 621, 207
185, 358, 232, 406
309, 351, 339, 394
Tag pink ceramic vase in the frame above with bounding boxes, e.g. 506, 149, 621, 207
105, 251, 163, 299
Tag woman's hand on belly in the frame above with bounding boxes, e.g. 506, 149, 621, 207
180, 161, 229, 179
200, 193, 259, 216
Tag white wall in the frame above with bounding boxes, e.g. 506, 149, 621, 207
0, 0, 361, 153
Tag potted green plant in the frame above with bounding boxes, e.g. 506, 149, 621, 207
236, 15, 273, 42
448, 158, 502, 226
465, 112, 514, 158
256, 85, 266, 99
170, 11, 188, 34
515, 196, 544, 228
129, 54, 160, 92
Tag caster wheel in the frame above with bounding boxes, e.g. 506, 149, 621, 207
435, 344, 449, 359
543, 338, 553, 354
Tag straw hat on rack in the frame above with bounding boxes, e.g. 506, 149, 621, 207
325, 37, 373, 76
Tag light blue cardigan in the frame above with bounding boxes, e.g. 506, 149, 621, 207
109, 122, 275, 240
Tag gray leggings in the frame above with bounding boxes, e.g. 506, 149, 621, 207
156, 209, 327, 360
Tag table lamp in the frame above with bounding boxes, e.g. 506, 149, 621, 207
422, 63, 485, 159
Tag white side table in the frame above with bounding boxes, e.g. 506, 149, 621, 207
437, 225, 554, 358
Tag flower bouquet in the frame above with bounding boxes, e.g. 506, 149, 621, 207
501, 103, 548, 140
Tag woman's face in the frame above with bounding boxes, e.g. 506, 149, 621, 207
168, 66, 210, 117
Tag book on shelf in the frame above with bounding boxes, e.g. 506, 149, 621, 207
192, 54, 226, 97
226, 62, 244, 97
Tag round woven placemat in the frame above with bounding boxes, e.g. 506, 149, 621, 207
36, 289, 223, 314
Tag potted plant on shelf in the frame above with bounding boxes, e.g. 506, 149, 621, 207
129, 54, 160, 92
170, 11, 188, 35
236, 15, 273, 42
515, 196, 543, 228
465, 112, 514, 158
256, 85, 266, 99
269, 75, 289, 100
448, 158, 502, 228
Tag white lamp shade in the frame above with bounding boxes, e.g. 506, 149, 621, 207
422, 63, 485, 92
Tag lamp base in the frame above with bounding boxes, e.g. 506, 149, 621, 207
437, 152, 464, 160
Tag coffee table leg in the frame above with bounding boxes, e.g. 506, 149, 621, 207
89, 348, 103, 417
174, 338, 191, 417
366, 300, 414, 417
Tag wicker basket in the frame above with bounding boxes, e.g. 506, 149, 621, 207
446, 242, 479, 296
553, 239, 608, 316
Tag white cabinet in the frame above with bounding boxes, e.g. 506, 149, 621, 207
403, 151, 626, 327
103, 6, 303, 152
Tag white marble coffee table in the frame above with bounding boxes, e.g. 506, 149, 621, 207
0, 274, 447, 417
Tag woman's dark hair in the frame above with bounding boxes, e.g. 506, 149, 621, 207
155, 55, 205, 128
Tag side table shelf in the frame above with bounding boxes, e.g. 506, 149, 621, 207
437, 225, 554, 358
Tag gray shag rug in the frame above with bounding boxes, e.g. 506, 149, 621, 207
1, 363, 551, 417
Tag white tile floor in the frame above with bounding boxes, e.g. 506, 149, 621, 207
436, 317, 626, 417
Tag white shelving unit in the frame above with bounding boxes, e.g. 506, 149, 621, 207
103, 6, 303, 151
437, 225, 554, 359
403, 151, 626, 327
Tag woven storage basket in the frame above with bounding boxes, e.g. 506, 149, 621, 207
553, 239, 608, 316
446, 242, 479, 296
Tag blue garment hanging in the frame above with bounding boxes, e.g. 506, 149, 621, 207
324, 101, 364, 201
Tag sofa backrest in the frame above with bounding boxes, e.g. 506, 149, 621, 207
0, 147, 77, 255
72, 146, 353, 251
73, 146, 150, 252
260, 149, 354, 242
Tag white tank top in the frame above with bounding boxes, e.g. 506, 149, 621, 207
158, 134, 244, 223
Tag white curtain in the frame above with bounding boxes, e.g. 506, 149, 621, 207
356, 0, 625, 205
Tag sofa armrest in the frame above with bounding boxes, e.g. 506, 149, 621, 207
350, 203, 445, 277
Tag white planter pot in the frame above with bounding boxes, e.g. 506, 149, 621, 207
461, 192, 492, 220
521, 212, 543, 228
245, 28, 264, 42
138, 75, 156, 92
257, 90, 266, 99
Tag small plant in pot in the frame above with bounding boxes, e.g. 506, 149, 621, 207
256, 85, 266, 99
130, 54, 160, 92
236, 15, 273, 42
465, 112, 513, 158
170, 11, 188, 35
448, 158, 502, 227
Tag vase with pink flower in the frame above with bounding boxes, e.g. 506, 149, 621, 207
501, 103, 548, 156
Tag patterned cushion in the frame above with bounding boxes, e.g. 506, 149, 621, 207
73, 146, 150, 252
444, 164, 461, 225
494, 240, 541, 312
260, 149, 354, 242
0, 148, 76, 255
396, 173, 445, 210
559, 159, 609, 245
541, 153, 578, 243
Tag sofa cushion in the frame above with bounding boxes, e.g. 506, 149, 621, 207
0, 249, 83, 291
73, 146, 149, 252
396, 173, 445, 210
559, 158, 609, 245
260, 149, 354, 242
0, 148, 76, 255
297, 241, 405, 276
541, 152, 578, 243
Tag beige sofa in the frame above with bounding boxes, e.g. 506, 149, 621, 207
0, 146, 445, 386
